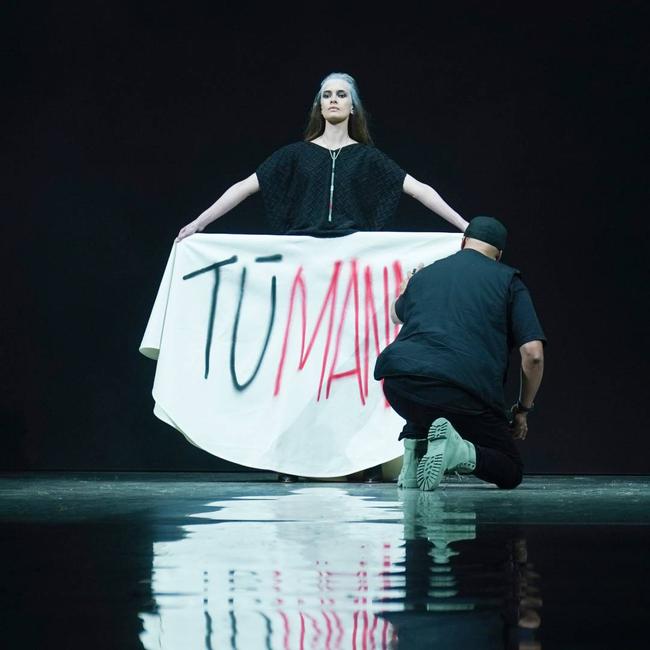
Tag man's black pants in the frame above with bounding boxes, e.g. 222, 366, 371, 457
383, 378, 523, 489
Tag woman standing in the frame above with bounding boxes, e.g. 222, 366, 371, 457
176, 73, 469, 481
177, 72, 467, 242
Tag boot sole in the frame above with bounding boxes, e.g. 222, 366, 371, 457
416, 419, 450, 491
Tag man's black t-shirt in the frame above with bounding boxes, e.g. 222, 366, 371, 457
374, 249, 546, 418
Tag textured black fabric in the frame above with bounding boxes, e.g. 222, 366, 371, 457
385, 375, 487, 415
256, 142, 406, 236
374, 249, 546, 418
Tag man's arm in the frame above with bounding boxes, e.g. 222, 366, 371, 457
511, 340, 545, 440
390, 300, 402, 325
390, 264, 424, 324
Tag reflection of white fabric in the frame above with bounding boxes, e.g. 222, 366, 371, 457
139, 488, 405, 650
140, 232, 462, 475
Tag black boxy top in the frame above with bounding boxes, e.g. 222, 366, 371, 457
256, 141, 406, 237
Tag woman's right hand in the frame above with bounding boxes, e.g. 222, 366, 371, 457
174, 174, 259, 243
176, 220, 203, 243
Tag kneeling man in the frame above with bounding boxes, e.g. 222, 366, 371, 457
374, 217, 545, 490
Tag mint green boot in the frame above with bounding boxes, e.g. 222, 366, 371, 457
397, 438, 427, 488
445, 428, 476, 475
416, 418, 476, 491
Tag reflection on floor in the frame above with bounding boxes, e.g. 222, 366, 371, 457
1, 475, 649, 649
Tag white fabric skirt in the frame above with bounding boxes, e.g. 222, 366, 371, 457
140, 231, 461, 476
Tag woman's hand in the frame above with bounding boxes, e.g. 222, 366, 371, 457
176, 220, 203, 243
174, 173, 260, 243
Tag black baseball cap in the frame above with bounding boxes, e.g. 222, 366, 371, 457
465, 216, 508, 251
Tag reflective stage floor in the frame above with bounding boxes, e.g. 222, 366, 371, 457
1, 474, 648, 649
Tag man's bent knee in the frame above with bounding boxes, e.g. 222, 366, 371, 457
495, 467, 523, 490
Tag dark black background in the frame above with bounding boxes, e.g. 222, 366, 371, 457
3, 1, 648, 472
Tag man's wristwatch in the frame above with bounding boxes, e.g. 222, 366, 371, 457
512, 400, 534, 414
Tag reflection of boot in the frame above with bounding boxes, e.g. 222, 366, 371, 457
518, 608, 542, 629
398, 488, 420, 540
397, 439, 427, 489
428, 523, 477, 564
415, 492, 477, 565
417, 418, 476, 491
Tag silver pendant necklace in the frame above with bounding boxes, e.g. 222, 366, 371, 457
327, 147, 342, 222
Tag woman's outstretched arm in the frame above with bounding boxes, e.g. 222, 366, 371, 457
402, 174, 469, 232
176, 173, 260, 241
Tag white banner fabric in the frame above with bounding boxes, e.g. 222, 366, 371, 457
140, 231, 462, 476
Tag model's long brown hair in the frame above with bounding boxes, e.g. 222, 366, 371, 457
304, 72, 373, 145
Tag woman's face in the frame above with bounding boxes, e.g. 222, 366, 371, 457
319, 79, 353, 124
